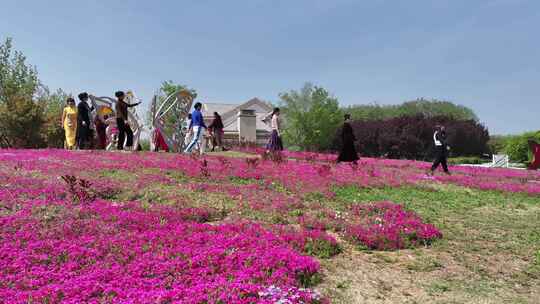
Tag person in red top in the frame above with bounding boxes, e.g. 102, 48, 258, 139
152, 116, 169, 152
528, 140, 540, 170
115, 91, 141, 150
94, 113, 108, 150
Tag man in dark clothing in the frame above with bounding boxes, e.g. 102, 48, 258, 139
429, 125, 450, 175
337, 114, 359, 164
77, 92, 93, 149
115, 91, 141, 150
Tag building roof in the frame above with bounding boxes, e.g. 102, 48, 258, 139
202, 103, 237, 116
203, 98, 273, 133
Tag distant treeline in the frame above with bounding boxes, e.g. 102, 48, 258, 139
332, 114, 490, 160
331, 99, 488, 160
343, 99, 478, 122
277, 83, 488, 157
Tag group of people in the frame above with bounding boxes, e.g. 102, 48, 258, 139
182, 105, 450, 175
181, 103, 284, 155
61, 91, 141, 151
181, 102, 228, 154
63, 94, 451, 174
61, 93, 94, 150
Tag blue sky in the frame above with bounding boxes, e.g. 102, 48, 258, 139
1, 0, 539, 134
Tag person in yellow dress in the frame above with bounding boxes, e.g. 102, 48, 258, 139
62, 98, 78, 149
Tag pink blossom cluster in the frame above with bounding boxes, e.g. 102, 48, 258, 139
3, 148, 538, 196
344, 201, 443, 250
0, 198, 325, 303
0, 148, 537, 302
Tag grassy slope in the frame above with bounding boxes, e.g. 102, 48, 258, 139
324, 185, 540, 303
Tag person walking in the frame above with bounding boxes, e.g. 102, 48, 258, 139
94, 112, 108, 150
337, 114, 359, 164
183, 113, 195, 149
115, 91, 141, 151
266, 108, 283, 152
76, 92, 93, 149
209, 112, 227, 152
62, 98, 78, 150
184, 102, 207, 154
429, 125, 450, 175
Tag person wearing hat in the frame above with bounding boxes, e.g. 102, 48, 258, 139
115, 91, 141, 150
76, 92, 93, 149
429, 125, 450, 175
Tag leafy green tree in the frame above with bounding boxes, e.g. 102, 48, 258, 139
0, 38, 44, 147
399, 99, 478, 120
345, 98, 478, 122
0, 38, 39, 103
39, 88, 70, 148
504, 131, 540, 164
0, 95, 45, 147
279, 83, 342, 151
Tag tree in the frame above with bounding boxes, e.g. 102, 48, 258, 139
0, 38, 39, 103
398, 99, 478, 121
0, 38, 44, 148
0, 95, 45, 148
279, 83, 342, 151
39, 88, 70, 148
345, 98, 478, 122
504, 131, 540, 164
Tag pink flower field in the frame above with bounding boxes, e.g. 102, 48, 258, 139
1, 149, 539, 303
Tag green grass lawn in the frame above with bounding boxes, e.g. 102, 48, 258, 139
321, 185, 540, 303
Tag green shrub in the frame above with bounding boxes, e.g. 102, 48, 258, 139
448, 156, 487, 165
139, 139, 151, 151
488, 135, 512, 154
304, 238, 342, 259
504, 131, 540, 164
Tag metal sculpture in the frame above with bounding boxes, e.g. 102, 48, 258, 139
89, 91, 144, 151
149, 89, 195, 152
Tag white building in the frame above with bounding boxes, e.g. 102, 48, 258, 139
203, 98, 274, 146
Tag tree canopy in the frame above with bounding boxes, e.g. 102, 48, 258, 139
279, 83, 342, 151
344, 98, 478, 122
0, 38, 39, 103
0, 38, 69, 148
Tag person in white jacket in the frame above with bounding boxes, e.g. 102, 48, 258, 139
429, 125, 450, 175
265, 108, 283, 152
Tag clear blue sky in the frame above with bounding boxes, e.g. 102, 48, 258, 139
1, 0, 539, 134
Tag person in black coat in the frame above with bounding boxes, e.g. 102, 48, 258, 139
208, 112, 227, 152
429, 125, 450, 175
77, 92, 93, 149
337, 114, 359, 164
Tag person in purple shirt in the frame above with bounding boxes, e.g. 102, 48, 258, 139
184, 102, 207, 154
